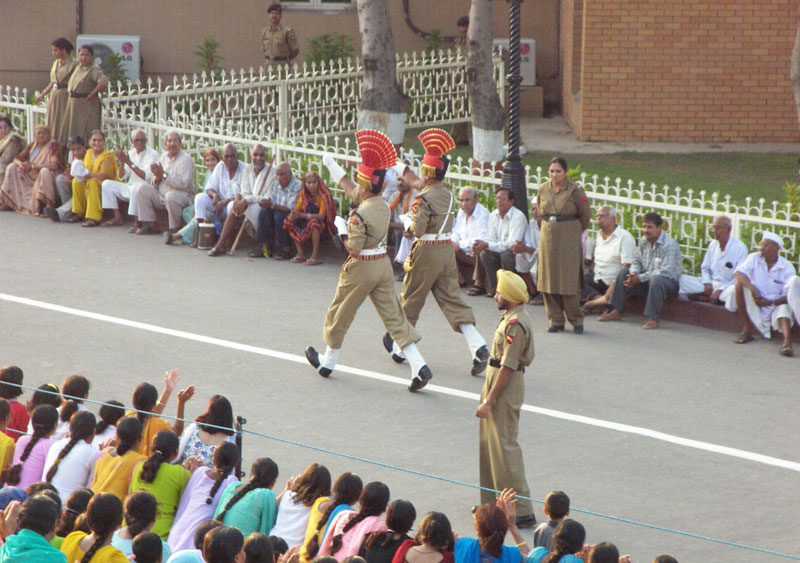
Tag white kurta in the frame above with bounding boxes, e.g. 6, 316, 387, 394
240, 162, 277, 226
679, 236, 748, 295
515, 219, 540, 275
101, 146, 160, 212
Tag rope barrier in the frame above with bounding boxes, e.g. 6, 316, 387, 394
4, 381, 799, 560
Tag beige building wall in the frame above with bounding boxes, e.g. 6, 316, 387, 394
1, 0, 559, 112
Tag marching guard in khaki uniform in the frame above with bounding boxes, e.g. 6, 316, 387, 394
261, 3, 299, 66
306, 130, 433, 391
382, 129, 488, 385
475, 270, 536, 527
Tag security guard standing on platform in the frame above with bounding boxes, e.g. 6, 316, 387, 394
475, 269, 537, 528
261, 3, 299, 66
382, 129, 489, 386
306, 130, 433, 392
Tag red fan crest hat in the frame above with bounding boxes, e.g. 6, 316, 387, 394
356, 129, 397, 185
419, 128, 456, 170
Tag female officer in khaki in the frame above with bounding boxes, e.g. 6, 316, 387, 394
306, 130, 433, 392
536, 157, 591, 333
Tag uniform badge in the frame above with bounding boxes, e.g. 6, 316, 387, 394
506, 334, 514, 344
580, 196, 589, 205
348, 218, 359, 226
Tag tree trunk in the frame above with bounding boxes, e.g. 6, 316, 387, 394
468, 0, 505, 163
356, 0, 410, 144
792, 11, 800, 137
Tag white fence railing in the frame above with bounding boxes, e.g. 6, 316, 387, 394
1, 99, 798, 273
10, 49, 504, 141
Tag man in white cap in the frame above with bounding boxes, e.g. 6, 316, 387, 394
475, 269, 536, 528
722, 231, 796, 356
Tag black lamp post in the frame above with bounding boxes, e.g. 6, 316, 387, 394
501, 0, 528, 219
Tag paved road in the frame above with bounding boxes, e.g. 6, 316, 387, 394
1, 212, 797, 562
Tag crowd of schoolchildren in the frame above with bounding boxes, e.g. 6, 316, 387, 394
0, 366, 677, 563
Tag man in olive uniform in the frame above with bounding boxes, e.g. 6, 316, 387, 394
261, 3, 299, 66
475, 269, 536, 528
306, 130, 433, 391
382, 129, 488, 386
451, 15, 470, 146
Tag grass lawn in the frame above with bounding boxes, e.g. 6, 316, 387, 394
401, 130, 795, 206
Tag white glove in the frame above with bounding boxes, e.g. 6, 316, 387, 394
391, 162, 408, 178
323, 153, 347, 184
334, 215, 349, 237
402, 214, 413, 231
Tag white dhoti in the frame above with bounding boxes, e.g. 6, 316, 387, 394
102, 179, 142, 215
244, 201, 262, 227
515, 250, 538, 279
721, 285, 793, 339
394, 236, 413, 264
194, 192, 234, 222
787, 276, 800, 324
679, 276, 726, 295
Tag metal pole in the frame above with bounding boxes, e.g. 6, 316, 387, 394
235, 415, 247, 479
502, 0, 528, 219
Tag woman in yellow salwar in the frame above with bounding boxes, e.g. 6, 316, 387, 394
70, 130, 117, 227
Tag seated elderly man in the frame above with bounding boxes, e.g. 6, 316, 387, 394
451, 187, 489, 287
679, 214, 748, 303
510, 200, 541, 299
599, 211, 682, 329
255, 162, 302, 259
582, 205, 636, 313
100, 128, 159, 227
387, 169, 417, 276
469, 187, 527, 297
133, 130, 196, 234
723, 232, 796, 356
206, 144, 276, 257
194, 143, 245, 231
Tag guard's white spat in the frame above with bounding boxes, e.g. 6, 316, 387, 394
3, 292, 799, 473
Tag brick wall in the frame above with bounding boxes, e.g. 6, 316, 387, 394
570, 0, 799, 142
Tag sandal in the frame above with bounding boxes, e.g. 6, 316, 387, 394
81, 219, 100, 228
733, 332, 754, 344
66, 215, 83, 223
127, 224, 140, 233
207, 247, 224, 257
135, 225, 157, 235
101, 219, 124, 227
290, 255, 306, 263
467, 286, 487, 296
304, 258, 322, 266
780, 342, 794, 357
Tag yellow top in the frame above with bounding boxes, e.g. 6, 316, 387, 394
125, 413, 172, 456
60, 531, 129, 563
0, 432, 14, 476
91, 449, 146, 501
299, 495, 332, 563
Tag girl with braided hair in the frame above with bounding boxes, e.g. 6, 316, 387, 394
53, 488, 94, 549
90, 416, 145, 501
110, 491, 172, 560
42, 410, 99, 500
91, 400, 125, 448
319, 481, 390, 561
60, 492, 127, 563
168, 442, 240, 552
6, 404, 58, 488
53, 375, 90, 441
527, 520, 586, 563
271, 463, 331, 548
128, 430, 199, 539
214, 457, 279, 536
393, 512, 454, 563
126, 370, 192, 456
302, 472, 363, 562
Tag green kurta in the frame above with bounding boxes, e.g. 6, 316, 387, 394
65, 63, 106, 144
46, 56, 78, 146
536, 180, 591, 294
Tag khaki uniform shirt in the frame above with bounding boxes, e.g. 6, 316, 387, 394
261, 24, 298, 60
491, 304, 535, 372
410, 182, 455, 236
348, 195, 389, 253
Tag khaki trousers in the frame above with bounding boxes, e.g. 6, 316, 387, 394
479, 365, 533, 517
136, 185, 193, 230
324, 256, 420, 349
401, 243, 476, 331
542, 292, 583, 328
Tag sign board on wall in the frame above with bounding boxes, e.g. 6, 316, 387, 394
492, 38, 536, 87
77, 35, 140, 83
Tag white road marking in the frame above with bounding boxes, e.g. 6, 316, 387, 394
3, 292, 800, 473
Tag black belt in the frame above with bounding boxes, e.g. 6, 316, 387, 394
55, 84, 68, 90
69, 92, 88, 98
489, 358, 525, 372
543, 214, 578, 222
265, 56, 288, 61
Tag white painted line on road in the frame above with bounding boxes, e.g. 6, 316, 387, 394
4, 292, 800, 473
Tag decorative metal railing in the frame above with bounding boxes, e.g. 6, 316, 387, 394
1, 96, 797, 273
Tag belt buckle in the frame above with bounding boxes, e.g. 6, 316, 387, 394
548, 216, 557, 223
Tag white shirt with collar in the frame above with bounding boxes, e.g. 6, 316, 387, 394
593, 225, 636, 284
451, 202, 489, 256
119, 147, 159, 191
700, 236, 749, 290
206, 160, 246, 200
486, 205, 527, 253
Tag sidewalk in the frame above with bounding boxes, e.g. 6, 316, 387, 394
521, 115, 800, 155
